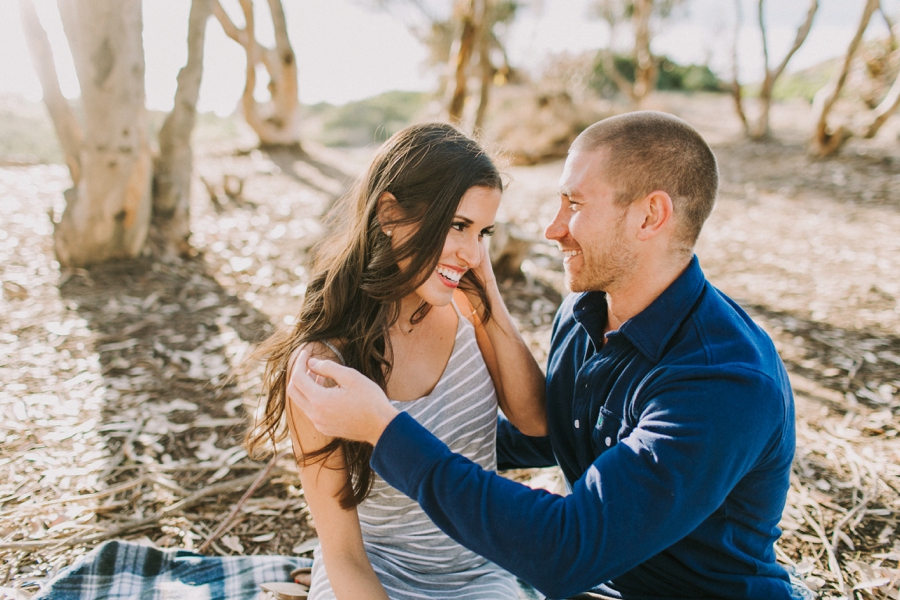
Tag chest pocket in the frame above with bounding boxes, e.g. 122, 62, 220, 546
591, 407, 625, 455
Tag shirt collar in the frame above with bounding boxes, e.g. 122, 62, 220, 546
572, 256, 707, 362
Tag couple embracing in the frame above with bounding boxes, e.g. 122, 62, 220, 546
249, 112, 812, 600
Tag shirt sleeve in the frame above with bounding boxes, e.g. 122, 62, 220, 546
370, 367, 786, 599
496, 415, 556, 470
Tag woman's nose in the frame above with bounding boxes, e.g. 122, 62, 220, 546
458, 234, 481, 266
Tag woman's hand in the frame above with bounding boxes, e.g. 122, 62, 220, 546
288, 349, 400, 446
464, 237, 499, 320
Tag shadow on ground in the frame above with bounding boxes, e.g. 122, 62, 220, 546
56, 256, 312, 554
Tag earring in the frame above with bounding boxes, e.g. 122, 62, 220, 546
385, 230, 393, 237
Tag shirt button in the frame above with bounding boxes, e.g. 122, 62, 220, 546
605, 437, 612, 447
574, 419, 580, 429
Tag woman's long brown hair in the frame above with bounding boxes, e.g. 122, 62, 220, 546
246, 123, 502, 509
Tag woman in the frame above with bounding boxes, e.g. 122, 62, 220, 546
248, 123, 546, 599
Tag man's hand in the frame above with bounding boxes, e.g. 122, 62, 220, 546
288, 349, 400, 446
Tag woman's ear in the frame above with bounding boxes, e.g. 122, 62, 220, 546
376, 192, 400, 236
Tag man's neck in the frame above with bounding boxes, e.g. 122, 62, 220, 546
604, 255, 692, 334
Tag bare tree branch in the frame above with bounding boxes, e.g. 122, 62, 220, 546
812, 0, 880, 155
153, 0, 213, 257
212, 0, 245, 45
20, 0, 83, 185
267, 0, 291, 55
757, 0, 769, 73
769, 0, 819, 84
861, 65, 900, 138
632, 0, 656, 101
749, 0, 819, 139
447, 0, 477, 123
730, 0, 748, 131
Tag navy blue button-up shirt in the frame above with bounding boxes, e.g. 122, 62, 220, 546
372, 257, 797, 599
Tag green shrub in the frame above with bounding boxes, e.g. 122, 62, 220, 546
316, 91, 428, 147
590, 53, 725, 97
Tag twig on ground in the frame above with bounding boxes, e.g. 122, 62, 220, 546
198, 450, 290, 553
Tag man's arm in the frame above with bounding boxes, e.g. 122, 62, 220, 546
293, 354, 784, 598
496, 415, 556, 470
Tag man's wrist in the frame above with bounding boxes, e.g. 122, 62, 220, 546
368, 405, 401, 446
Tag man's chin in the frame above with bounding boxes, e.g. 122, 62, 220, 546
564, 273, 587, 293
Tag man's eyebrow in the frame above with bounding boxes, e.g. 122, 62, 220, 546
559, 187, 580, 198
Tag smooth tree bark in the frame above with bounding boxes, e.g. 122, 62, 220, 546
473, 0, 493, 130
809, 0, 900, 156
594, 0, 672, 106
213, 0, 301, 148
36, 0, 153, 267
729, 0, 749, 131
447, 0, 478, 123
152, 0, 213, 257
733, 0, 819, 140
631, 0, 656, 102
19, 0, 82, 185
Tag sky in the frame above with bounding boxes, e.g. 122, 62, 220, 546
0, 0, 896, 116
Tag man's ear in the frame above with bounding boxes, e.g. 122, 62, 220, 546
376, 192, 400, 235
634, 190, 674, 242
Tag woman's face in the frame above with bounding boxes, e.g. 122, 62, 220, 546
396, 185, 501, 308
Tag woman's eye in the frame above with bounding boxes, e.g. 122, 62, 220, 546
451, 222, 465, 231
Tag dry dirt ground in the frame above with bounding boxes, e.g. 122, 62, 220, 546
1, 93, 899, 599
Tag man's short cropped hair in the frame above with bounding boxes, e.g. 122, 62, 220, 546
571, 111, 718, 253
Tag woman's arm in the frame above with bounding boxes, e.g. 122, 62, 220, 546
457, 248, 547, 436
285, 344, 389, 600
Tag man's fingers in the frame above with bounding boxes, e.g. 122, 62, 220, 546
307, 356, 353, 386
289, 349, 324, 398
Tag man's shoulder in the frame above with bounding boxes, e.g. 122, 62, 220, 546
662, 283, 789, 396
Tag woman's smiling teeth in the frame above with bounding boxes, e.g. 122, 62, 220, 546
436, 265, 463, 284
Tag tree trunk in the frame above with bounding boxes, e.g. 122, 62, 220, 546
447, 0, 477, 124
861, 69, 900, 138
264, 0, 299, 144
473, 0, 492, 131
632, 0, 656, 103
730, 0, 749, 131
746, 0, 819, 140
213, 0, 300, 147
19, 0, 83, 185
52, 0, 152, 267
152, 0, 212, 258
809, 0, 878, 156
752, 0, 818, 139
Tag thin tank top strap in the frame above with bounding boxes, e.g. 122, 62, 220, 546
318, 340, 345, 365
449, 296, 464, 318
450, 296, 478, 331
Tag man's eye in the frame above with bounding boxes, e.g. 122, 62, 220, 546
569, 203, 580, 212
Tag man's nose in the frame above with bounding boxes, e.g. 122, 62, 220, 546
545, 208, 567, 241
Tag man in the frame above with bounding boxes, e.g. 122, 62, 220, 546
291, 111, 808, 599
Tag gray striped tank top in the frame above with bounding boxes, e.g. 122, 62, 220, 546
308, 302, 518, 599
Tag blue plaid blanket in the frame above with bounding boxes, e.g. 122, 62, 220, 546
35, 540, 311, 600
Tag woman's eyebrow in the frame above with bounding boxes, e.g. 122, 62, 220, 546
452, 215, 475, 224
